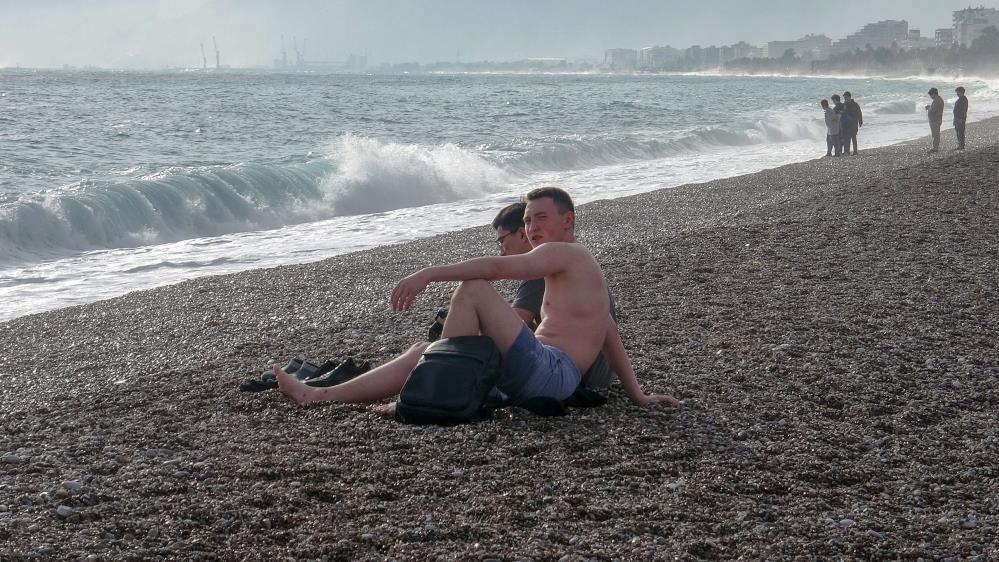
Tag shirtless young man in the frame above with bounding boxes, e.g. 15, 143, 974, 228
275, 187, 679, 409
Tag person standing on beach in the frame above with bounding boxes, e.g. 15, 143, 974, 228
953, 86, 969, 150
274, 187, 679, 411
842, 91, 863, 155
821, 99, 841, 157
925, 88, 945, 153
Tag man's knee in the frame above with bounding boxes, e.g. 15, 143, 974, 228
451, 279, 494, 303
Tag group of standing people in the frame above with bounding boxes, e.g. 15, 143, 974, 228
925, 86, 969, 153
820, 91, 863, 157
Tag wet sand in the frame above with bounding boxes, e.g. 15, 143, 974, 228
1, 120, 997, 560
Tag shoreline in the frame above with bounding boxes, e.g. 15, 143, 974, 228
5, 109, 999, 324
1, 117, 997, 558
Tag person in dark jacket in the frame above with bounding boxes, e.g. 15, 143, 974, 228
925, 87, 945, 153
953, 86, 969, 150
842, 91, 863, 155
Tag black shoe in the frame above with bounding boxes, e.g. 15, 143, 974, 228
295, 359, 338, 381
427, 307, 448, 342
306, 357, 372, 387
241, 358, 304, 392
260, 358, 303, 380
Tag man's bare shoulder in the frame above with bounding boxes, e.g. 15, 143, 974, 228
532, 241, 593, 258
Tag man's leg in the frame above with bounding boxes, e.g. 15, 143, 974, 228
826, 134, 833, 156
931, 123, 941, 151
850, 132, 858, 154
440, 279, 528, 355
276, 342, 428, 405
956, 121, 966, 149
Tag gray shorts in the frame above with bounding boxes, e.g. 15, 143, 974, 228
497, 325, 582, 404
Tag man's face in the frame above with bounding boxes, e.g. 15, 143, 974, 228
524, 197, 574, 247
495, 226, 531, 256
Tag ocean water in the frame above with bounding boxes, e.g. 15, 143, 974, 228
2, 70, 997, 321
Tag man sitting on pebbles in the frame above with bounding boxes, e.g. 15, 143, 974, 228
274, 187, 679, 413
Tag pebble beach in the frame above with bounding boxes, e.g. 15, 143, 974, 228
1, 120, 997, 560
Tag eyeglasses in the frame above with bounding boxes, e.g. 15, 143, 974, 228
495, 231, 515, 246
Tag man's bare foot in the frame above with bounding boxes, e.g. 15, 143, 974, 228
369, 402, 397, 417
274, 365, 319, 405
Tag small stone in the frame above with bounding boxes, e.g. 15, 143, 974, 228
866, 530, 884, 539
960, 516, 978, 529
0, 505, 8, 512
839, 518, 856, 527
56, 505, 74, 519
148, 527, 160, 539
450, 470, 464, 478
61, 481, 83, 493
3, 454, 21, 465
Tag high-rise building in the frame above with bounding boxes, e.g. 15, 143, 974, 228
638, 46, 681, 70
831, 20, 909, 53
953, 7, 999, 47
604, 48, 638, 71
935, 28, 956, 46
767, 34, 832, 60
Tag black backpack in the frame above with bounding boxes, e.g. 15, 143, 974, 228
395, 336, 502, 426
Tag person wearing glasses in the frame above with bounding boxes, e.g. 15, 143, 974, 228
493, 201, 546, 330
274, 187, 679, 411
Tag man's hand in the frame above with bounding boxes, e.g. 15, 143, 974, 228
390, 271, 429, 311
634, 393, 681, 407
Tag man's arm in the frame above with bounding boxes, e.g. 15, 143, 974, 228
391, 243, 578, 311
602, 317, 680, 406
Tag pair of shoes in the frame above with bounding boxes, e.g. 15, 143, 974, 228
240, 358, 304, 392
306, 357, 373, 387
825, 153, 833, 157
928, 148, 939, 153
239, 357, 338, 392
953, 146, 965, 151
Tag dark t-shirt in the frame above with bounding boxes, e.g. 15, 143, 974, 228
512, 279, 619, 390
954, 96, 968, 121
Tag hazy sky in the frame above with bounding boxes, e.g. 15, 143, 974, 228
1, 0, 997, 68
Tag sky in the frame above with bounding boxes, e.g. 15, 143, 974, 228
1, 0, 997, 69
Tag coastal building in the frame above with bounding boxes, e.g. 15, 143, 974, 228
725, 41, 762, 61
638, 46, 681, 70
703, 45, 721, 67
900, 29, 937, 50
831, 20, 909, 53
935, 28, 956, 46
766, 34, 832, 60
953, 7, 999, 47
604, 48, 638, 71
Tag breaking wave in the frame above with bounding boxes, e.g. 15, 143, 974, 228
0, 136, 512, 264
502, 117, 825, 173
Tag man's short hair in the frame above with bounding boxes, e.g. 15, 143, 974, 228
844, 91, 852, 98
929, 87, 938, 95
956, 86, 965, 94
524, 186, 575, 214
491, 202, 526, 232
831, 94, 841, 102
821, 99, 829, 107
